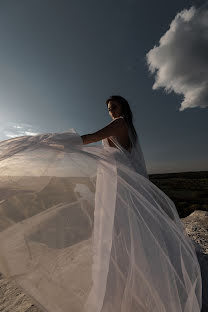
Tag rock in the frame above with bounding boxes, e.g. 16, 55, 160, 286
181, 210, 208, 254
181, 210, 208, 312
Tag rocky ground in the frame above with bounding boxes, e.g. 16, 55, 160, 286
0, 272, 40, 312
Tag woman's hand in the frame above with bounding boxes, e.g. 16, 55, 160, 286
81, 134, 94, 145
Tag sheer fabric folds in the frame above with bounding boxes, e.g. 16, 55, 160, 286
0, 127, 202, 312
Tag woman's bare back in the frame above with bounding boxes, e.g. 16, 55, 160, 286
107, 120, 132, 152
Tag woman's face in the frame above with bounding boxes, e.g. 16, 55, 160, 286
107, 101, 123, 120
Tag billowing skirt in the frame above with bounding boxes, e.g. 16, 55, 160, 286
0, 130, 202, 312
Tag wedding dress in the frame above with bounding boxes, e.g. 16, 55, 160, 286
0, 117, 202, 312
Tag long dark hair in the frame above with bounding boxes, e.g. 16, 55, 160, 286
106, 95, 138, 146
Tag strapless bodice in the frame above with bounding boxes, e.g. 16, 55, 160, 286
102, 136, 131, 154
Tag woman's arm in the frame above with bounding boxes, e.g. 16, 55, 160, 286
81, 118, 126, 145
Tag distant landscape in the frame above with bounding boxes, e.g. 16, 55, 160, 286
149, 171, 208, 218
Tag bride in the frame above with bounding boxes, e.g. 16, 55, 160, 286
0, 96, 202, 311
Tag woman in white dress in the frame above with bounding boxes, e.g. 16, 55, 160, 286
0, 96, 202, 312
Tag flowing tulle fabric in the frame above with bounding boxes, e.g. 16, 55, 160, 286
0, 119, 202, 312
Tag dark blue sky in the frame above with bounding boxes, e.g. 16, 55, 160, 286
0, 0, 207, 174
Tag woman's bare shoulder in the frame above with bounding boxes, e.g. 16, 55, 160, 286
110, 116, 127, 128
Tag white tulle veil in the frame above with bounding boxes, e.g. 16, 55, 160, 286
0, 124, 202, 312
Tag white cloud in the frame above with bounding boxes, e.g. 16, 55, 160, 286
146, 6, 208, 111
24, 131, 39, 136
2, 122, 39, 139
